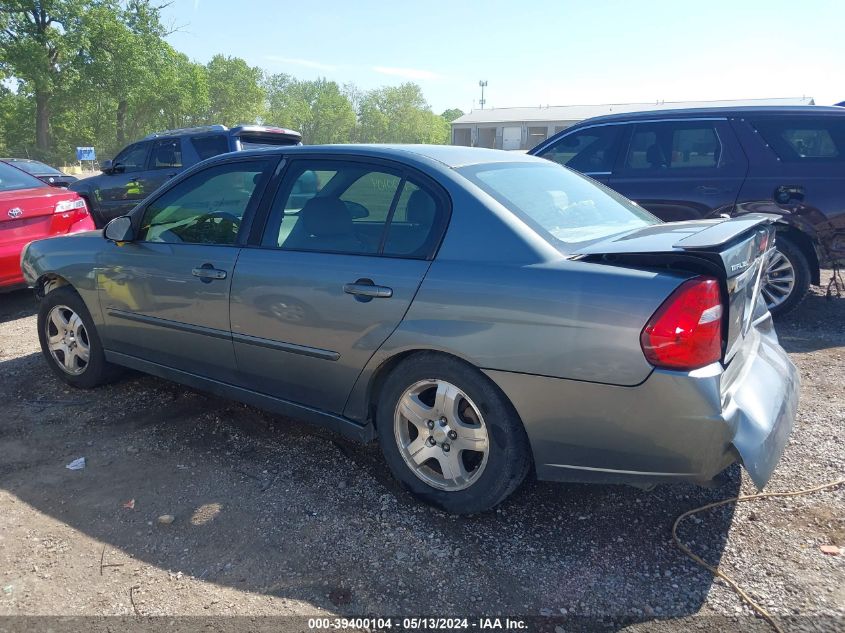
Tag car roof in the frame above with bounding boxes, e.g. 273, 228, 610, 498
569, 105, 845, 127
227, 144, 544, 169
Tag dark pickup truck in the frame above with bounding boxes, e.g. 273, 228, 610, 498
530, 106, 845, 314
70, 124, 301, 227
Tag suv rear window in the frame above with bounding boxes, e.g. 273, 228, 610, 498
753, 117, 845, 162
191, 135, 231, 160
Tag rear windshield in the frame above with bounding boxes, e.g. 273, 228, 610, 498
0, 161, 47, 192
458, 162, 658, 246
4, 159, 63, 176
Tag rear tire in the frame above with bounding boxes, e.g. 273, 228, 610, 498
376, 353, 531, 514
764, 235, 810, 316
37, 286, 122, 388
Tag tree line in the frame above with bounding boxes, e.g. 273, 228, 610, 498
0, 1, 464, 165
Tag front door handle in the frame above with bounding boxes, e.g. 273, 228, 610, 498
192, 264, 227, 283
343, 279, 393, 300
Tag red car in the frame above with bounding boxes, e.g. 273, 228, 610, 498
0, 161, 95, 290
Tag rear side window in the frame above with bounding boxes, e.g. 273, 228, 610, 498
752, 117, 845, 162
263, 161, 446, 258
536, 126, 622, 173
625, 122, 722, 170
191, 135, 231, 160
150, 138, 182, 169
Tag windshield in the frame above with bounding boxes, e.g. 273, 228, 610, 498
4, 159, 63, 176
0, 161, 48, 192
459, 162, 658, 247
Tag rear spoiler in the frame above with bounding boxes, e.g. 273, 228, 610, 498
673, 214, 776, 250
231, 125, 302, 143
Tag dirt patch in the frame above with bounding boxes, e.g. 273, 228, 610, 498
0, 273, 843, 630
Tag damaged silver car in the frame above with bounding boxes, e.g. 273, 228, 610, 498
21, 145, 799, 513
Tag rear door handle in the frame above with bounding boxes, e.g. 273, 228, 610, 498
192, 265, 227, 282
695, 185, 726, 195
343, 279, 393, 299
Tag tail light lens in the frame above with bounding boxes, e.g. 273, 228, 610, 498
640, 277, 723, 370
54, 198, 87, 214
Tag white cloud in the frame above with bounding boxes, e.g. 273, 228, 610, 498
265, 56, 337, 71
373, 66, 440, 80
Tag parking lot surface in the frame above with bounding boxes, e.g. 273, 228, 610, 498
0, 273, 843, 631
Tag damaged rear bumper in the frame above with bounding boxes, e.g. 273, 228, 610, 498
484, 313, 799, 488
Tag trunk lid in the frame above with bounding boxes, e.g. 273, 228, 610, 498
572, 214, 776, 364
0, 187, 86, 245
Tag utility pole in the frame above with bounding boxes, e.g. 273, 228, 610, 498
479, 80, 488, 109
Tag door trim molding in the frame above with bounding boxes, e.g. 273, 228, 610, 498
232, 331, 340, 361
107, 307, 341, 361
107, 308, 231, 341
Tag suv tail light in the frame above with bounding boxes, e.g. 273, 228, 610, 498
640, 277, 723, 370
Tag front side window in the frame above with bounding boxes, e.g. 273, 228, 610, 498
150, 138, 183, 169
139, 160, 269, 244
460, 161, 658, 247
752, 117, 845, 162
113, 142, 149, 173
625, 122, 722, 170
264, 161, 445, 258
537, 126, 622, 173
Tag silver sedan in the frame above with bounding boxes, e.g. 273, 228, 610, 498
21, 144, 798, 514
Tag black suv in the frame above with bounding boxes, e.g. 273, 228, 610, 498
70, 124, 301, 227
530, 106, 845, 314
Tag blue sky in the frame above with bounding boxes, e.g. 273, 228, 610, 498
163, 0, 843, 114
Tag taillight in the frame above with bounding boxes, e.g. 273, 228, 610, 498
54, 197, 87, 214
640, 277, 723, 370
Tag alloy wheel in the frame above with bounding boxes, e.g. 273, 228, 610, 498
761, 248, 796, 310
45, 305, 91, 375
393, 379, 490, 492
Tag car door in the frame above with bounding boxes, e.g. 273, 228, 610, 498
531, 124, 625, 184
229, 158, 449, 413
95, 141, 152, 222
609, 119, 748, 221
96, 157, 275, 382
734, 115, 845, 263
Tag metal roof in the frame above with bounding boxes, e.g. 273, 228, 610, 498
451, 97, 816, 125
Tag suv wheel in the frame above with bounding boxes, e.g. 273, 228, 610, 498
37, 286, 122, 388
377, 353, 531, 514
762, 235, 810, 316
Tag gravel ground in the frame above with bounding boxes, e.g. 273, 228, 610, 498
0, 271, 842, 632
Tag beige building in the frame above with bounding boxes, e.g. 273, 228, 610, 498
450, 97, 815, 151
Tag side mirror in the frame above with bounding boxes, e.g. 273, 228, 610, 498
101, 160, 113, 174
104, 216, 135, 242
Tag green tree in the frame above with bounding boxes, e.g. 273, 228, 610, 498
0, 0, 94, 155
441, 108, 464, 122
357, 83, 449, 144
265, 74, 356, 144
206, 54, 264, 126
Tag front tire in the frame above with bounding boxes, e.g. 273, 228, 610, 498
37, 286, 122, 388
376, 353, 531, 514
763, 235, 810, 316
